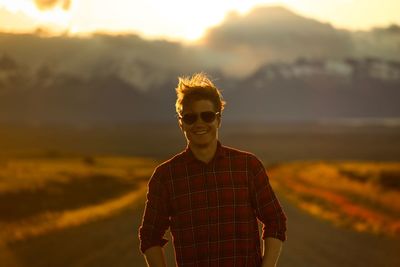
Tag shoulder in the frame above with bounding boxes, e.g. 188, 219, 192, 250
158, 150, 186, 168
221, 144, 266, 174
151, 150, 187, 179
221, 144, 261, 163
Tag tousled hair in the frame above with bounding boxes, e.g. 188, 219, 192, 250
175, 72, 226, 115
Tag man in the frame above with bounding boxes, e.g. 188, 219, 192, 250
139, 73, 287, 267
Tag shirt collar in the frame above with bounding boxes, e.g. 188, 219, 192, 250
184, 140, 227, 164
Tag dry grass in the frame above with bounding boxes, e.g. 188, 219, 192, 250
269, 161, 400, 237
0, 186, 147, 243
3, 156, 399, 245
0, 156, 156, 193
0, 156, 157, 244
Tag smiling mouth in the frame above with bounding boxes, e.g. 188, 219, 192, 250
193, 130, 207, 135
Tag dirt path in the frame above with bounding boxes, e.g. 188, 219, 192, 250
3, 188, 400, 267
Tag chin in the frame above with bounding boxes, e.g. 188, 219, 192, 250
190, 138, 216, 148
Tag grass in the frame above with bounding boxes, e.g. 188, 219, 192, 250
0, 156, 157, 244
1, 155, 399, 245
268, 161, 400, 237
0, 156, 156, 194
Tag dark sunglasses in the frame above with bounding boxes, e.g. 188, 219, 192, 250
179, 111, 220, 125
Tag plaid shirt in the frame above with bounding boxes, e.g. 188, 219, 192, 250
139, 141, 287, 267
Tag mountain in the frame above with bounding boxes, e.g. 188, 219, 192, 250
223, 58, 400, 122
0, 62, 160, 125
201, 6, 400, 76
352, 24, 400, 61
0, 33, 207, 91
0, 6, 399, 125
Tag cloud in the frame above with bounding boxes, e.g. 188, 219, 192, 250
0, 32, 208, 93
34, 0, 71, 11
201, 6, 355, 76
0, 7, 39, 32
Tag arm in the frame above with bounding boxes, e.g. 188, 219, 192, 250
139, 167, 171, 261
248, 156, 287, 265
261, 237, 283, 267
144, 246, 167, 267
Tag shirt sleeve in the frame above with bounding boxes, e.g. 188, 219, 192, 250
248, 156, 287, 242
138, 166, 171, 253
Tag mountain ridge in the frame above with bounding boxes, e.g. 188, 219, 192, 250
0, 6, 399, 125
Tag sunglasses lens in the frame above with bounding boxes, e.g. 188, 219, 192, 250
182, 113, 197, 124
181, 111, 218, 124
201, 111, 217, 123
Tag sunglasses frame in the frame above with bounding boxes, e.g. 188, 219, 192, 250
178, 111, 220, 125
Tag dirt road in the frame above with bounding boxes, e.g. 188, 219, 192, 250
3, 189, 400, 267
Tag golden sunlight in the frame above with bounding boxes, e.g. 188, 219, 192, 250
0, 0, 70, 27
1, 0, 400, 41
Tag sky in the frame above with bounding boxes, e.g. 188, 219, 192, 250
0, 0, 400, 41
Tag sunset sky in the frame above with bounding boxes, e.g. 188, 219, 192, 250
0, 0, 400, 41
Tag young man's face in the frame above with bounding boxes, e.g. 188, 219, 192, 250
179, 99, 221, 149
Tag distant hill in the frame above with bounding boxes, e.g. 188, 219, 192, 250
0, 6, 399, 125
201, 6, 400, 76
223, 58, 400, 122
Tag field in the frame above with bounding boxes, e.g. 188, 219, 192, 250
0, 156, 157, 245
0, 123, 399, 266
269, 161, 400, 237
1, 157, 399, 247
1, 123, 400, 161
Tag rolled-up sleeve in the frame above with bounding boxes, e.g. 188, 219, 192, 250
138, 166, 171, 253
249, 157, 287, 242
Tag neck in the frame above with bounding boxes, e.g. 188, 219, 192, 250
189, 140, 218, 163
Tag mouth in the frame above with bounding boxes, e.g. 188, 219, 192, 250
193, 130, 208, 135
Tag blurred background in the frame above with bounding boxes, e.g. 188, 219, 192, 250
0, 1, 399, 267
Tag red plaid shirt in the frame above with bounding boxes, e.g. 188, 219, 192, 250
139, 141, 287, 267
